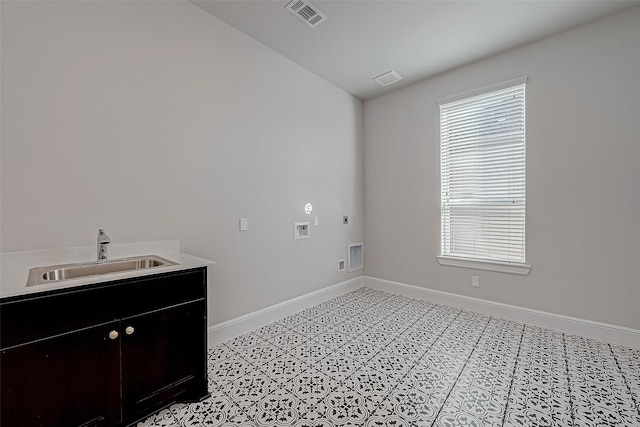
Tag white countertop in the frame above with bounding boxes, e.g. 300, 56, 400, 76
0, 240, 215, 299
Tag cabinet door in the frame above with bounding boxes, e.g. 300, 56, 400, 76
0, 322, 121, 427
120, 300, 208, 422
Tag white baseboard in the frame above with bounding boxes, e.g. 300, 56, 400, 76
207, 275, 639, 349
363, 276, 640, 349
207, 277, 365, 347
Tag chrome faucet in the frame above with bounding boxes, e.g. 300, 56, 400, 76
97, 228, 111, 263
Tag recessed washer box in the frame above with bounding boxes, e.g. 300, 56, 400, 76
294, 222, 310, 239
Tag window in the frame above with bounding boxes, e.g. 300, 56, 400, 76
438, 77, 530, 274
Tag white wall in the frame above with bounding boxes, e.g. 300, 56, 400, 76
364, 7, 640, 330
0, 1, 364, 324
3, 1, 638, 332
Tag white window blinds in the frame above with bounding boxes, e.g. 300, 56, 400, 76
439, 77, 526, 264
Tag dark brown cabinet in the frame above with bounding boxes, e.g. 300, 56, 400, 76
1, 267, 210, 427
1, 321, 122, 426
121, 300, 207, 421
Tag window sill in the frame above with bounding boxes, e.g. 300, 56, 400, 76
437, 256, 531, 275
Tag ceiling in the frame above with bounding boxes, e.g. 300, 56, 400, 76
192, 1, 639, 100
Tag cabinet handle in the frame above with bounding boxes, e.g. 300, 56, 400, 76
108, 330, 119, 340
125, 326, 135, 335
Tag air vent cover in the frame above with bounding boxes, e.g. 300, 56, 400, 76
373, 70, 402, 87
286, 0, 327, 28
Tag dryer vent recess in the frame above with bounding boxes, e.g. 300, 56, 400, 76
348, 243, 363, 272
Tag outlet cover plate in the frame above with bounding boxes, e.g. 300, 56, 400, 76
472, 276, 480, 288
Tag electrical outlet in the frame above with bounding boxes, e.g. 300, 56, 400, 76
343, 216, 349, 224
471, 276, 480, 288
338, 259, 345, 271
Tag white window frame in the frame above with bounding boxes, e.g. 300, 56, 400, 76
437, 77, 531, 275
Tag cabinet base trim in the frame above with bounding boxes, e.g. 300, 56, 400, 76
135, 376, 194, 406
78, 415, 105, 427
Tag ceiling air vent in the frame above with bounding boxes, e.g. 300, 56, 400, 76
286, 0, 327, 28
373, 70, 402, 87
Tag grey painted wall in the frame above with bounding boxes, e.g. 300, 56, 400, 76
363, 7, 640, 330
3, 1, 638, 331
0, 1, 364, 324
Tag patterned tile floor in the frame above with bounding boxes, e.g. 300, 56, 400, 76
139, 287, 640, 426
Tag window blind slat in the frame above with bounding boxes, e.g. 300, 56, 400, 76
440, 79, 526, 264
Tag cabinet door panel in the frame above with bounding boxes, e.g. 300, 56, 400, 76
121, 300, 207, 422
1, 322, 121, 427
